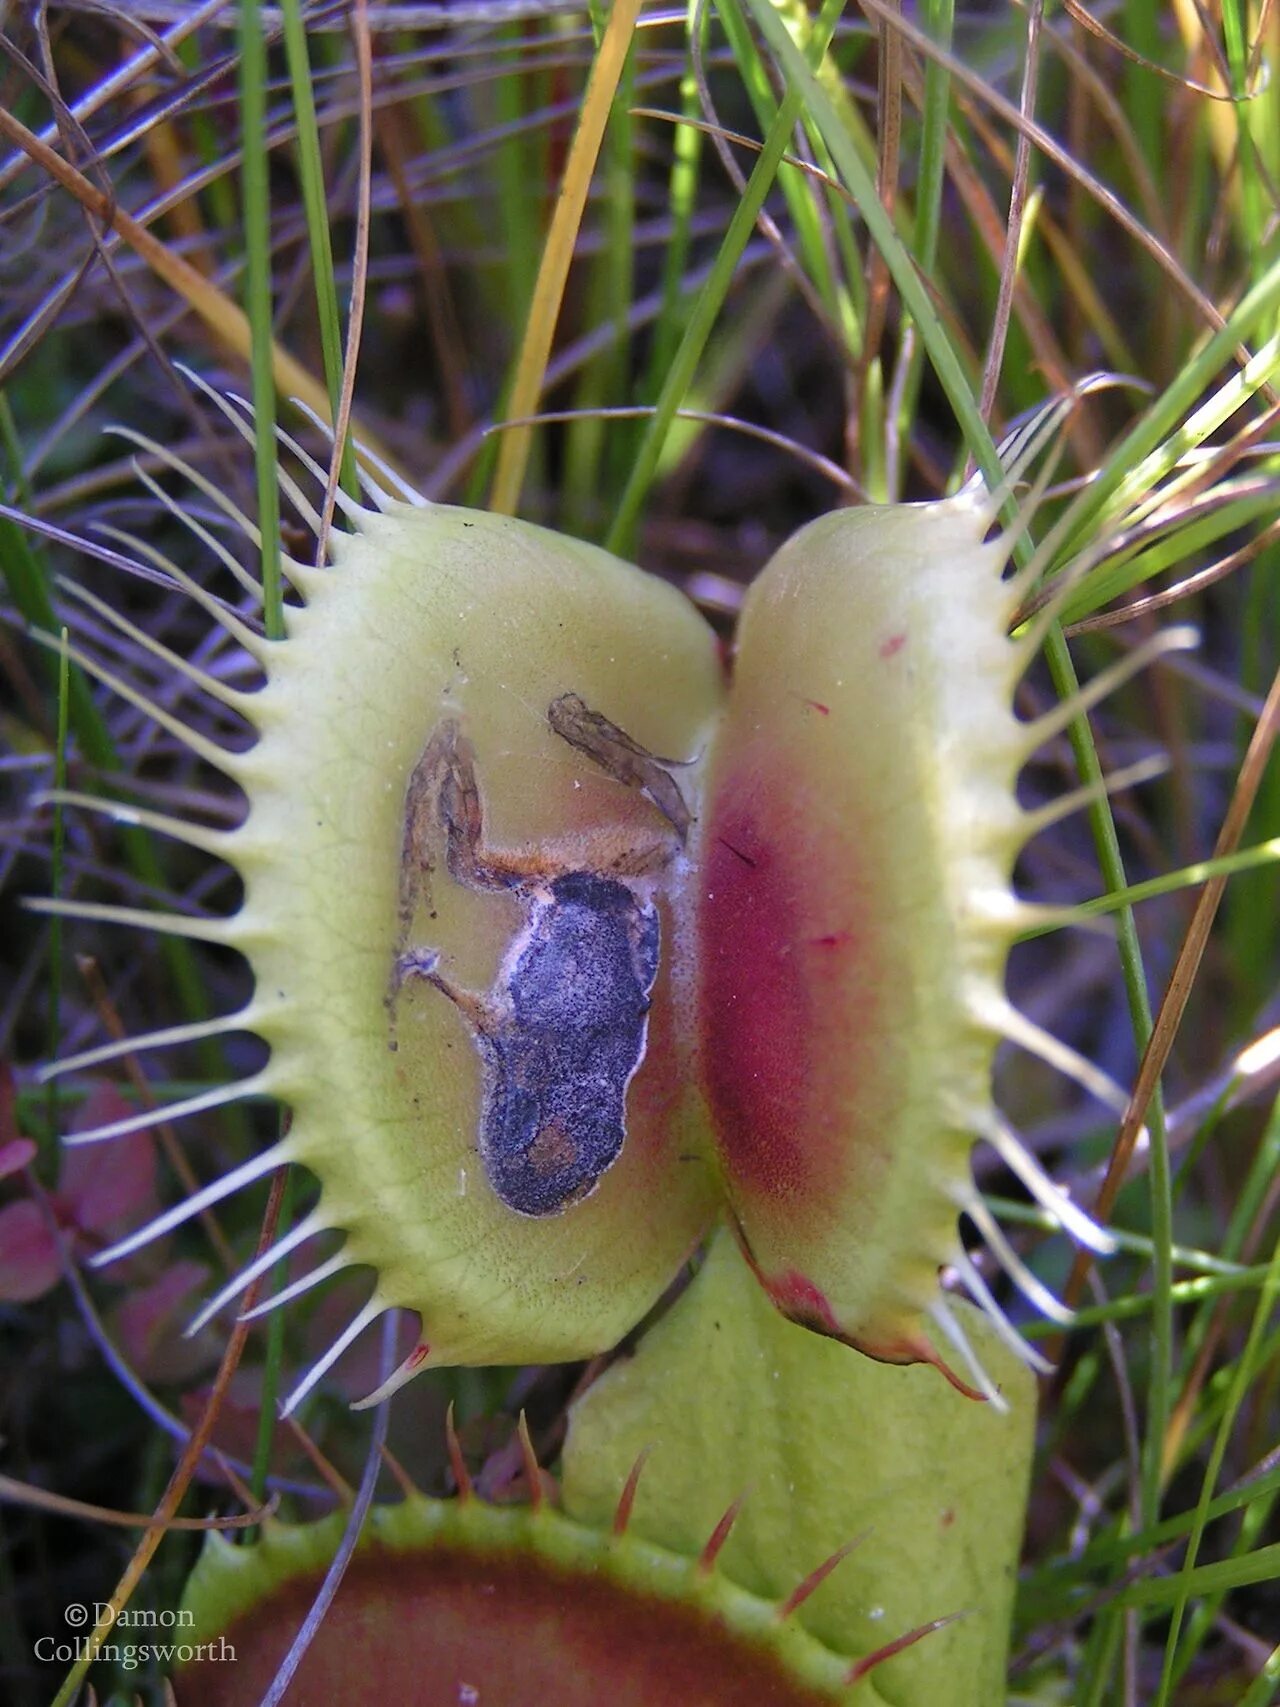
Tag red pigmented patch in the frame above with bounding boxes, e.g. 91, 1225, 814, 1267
716, 835, 757, 868
406, 1341, 431, 1371
878, 632, 907, 659
698, 740, 882, 1210
176, 1546, 835, 1707
627, 903, 702, 1189
759, 1268, 842, 1338
699, 766, 818, 1202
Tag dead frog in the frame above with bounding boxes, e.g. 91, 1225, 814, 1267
392, 694, 692, 1217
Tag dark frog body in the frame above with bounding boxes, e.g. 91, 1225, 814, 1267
478, 872, 659, 1214
393, 700, 690, 1217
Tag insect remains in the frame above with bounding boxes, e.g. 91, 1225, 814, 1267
393, 694, 692, 1217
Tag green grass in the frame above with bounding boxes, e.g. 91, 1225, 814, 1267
1, 4, 1278, 1703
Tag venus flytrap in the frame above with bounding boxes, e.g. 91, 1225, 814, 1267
30, 387, 1187, 1426
23, 380, 1204, 1704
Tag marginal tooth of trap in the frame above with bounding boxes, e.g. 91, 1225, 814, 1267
775, 1539, 863, 1622
25, 897, 235, 947
1000, 376, 1141, 601
963, 377, 1114, 566
969, 888, 1055, 940
96, 503, 266, 655
125, 463, 262, 606
1022, 753, 1171, 837
218, 391, 324, 536
951, 1248, 1054, 1375
1006, 899, 1117, 940
350, 1337, 433, 1412
169, 367, 315, 530
1003, 453, 1092, 603
185, 1212, 329, 1336
26, 628, 240, 775
979, 1115, 1116, 1255
352, 447, 423, 509
287, 395, 426, 510
992, 426, 1071, 573
611, 1448, 650, 1537
173, 360, 252, 425
89, 1144, 288, 1269
980, 994, 1131, 1114
205, 375, 388, 543
224, 394, 368, 530
93, 520, 267, 662
847, 1613, 968, 1685
62, 1073, 270, 1147
445, 1403, 474, 1500
974, 891, 1117, 948
1023, 625, 1199, 748
54, 575, 255, 718
995, 381, 1104, 494
39, 1006, 265, 1083
34, 788, 232, 859
960, 1192, 1074, 1324
698, 1497, 746, 1573
280, 1299, 383, 1418
927, 1296, 1009, 1412
106, 430, 264, 590
269, 421, 366, 528
238, 1252, 349, 1322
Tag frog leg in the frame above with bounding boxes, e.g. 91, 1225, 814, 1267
399, 716, 547, 910
391, 947, 498, 1037
561, 821, 679, 880
397, 720, 450, 946
432, 722, 680, 884
547, 692, 694, 845
403, 712, 682, 905
392, 721, 526, 1032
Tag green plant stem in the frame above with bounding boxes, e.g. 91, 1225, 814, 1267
1046, 629, 1171, 1537
606, 0, 846, 558
238, 0, 291, 1513
279, 0, 360, 500
238, 0, 282, 638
